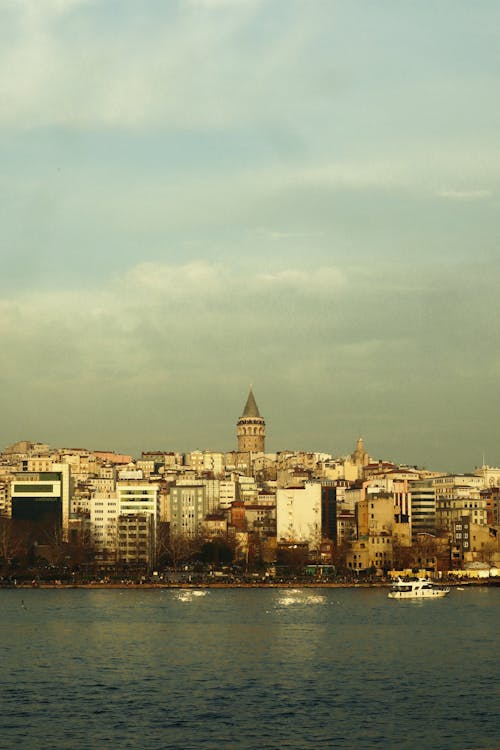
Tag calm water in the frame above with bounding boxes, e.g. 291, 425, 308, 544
0, 587, 499, 750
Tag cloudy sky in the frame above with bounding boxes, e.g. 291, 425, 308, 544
1, 0, 499, 470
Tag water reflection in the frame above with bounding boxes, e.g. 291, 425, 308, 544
0, 588, 499, 750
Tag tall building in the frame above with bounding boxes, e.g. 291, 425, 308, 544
237, 387, 266, 453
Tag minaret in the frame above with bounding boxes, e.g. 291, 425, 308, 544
237, 387, 266, 453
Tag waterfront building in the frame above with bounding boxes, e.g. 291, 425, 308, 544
90, 492, 119, 560
117, 513, 155, 568
276, 482, 321, 547
10, 463, 72, 540
346, 534, 393, 572
117, 482, 160, 562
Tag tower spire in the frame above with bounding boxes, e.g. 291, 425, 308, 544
242, 386, 261, 418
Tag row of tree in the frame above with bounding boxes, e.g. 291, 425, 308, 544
2, 514, 496, 582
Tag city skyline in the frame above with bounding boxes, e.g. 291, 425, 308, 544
1, 383, 496, 476
1, 2, 499, 471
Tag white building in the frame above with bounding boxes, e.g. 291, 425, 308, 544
117, 482, 160, 524
115, 482, 160, 565
474, 465, 500, 488
90, 492, 119, 559
276, 483, 322, 547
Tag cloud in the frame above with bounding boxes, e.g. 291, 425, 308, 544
257, 267, 345, 292
0, 260, 348, 382
436, 188, 492, 201
255, 229, 325, 240
0, 0, 317, 131
123, 260, 222, 296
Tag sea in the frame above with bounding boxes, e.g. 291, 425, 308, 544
0, 586, 499, 750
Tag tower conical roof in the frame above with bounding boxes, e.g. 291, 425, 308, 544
241, 387, 261, 418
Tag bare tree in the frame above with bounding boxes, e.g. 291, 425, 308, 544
157, 524, 201, 572
0, 516, 17, 576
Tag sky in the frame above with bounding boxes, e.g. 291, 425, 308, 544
0, 0, 499, 471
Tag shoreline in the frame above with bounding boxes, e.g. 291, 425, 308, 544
3, 579, 498, 590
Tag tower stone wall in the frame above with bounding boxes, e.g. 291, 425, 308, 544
237, 388, 265, 453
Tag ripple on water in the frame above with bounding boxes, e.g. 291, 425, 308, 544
0, 587, 499, 750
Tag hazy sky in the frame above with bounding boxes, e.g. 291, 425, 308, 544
1, 0, 499, 471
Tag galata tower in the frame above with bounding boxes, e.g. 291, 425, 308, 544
237, 387, 266, 453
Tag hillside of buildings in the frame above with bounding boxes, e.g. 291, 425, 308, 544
1, 392, 499, 584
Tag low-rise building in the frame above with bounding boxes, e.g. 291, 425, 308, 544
346, 534, 393, 572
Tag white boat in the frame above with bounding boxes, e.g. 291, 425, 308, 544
388, 577, 450, 599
